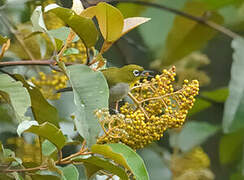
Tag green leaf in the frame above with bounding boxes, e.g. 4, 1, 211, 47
48, 6, 98, 48
72, 155, 128, 179
91, 143, 149, 180
15, 74, 60, 127
0, 35, 8, 45
48, 27, 70, 42
0, 102, 17, 122
59, 164, 79, 180
139, 147, 171, 180
219, 129, 244, 164
96, 2, 124, 42
171, 121, 219, 152
0, 74, 31, 122
188, 98, 212, 116
189, 87, 228, 116
162, 1, 224, 65
201, 87, 229, 102
197, 0, 243, 9
117, 1, 151, 18
42, 140, 57, 156
223, 38, 244, 133
20, 122, 66, 150
66, 65, 109, 147
31, 6, 47, 32
30, 174, 60, 180
82, 2, 124, 42
63, 48, 79, 56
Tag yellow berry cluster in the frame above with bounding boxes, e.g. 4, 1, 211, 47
171, 147, 214, 179
29, 71, 68, 100
7, 137, 41, 164
97, 66, 199, 149
60, 40, 87, 64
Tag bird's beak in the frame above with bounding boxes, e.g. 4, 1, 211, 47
141, 70, 154, 77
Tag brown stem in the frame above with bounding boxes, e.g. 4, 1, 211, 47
0, 60, 75, 67
89, 0, 240, 39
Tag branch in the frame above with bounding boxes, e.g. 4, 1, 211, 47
89, 0, 240, 39
0, 60, 75, 67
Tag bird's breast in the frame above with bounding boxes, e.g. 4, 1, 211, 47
109, 83, 130, 103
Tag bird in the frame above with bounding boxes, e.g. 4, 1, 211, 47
57, 64, 152, 110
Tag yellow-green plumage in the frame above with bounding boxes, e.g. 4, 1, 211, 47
101, 64, 145, 107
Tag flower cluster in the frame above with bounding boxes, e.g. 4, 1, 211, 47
97, 66, 199, 149
171, 147, 214, 179
29, 71, 68, 100
60, 40, 87, 64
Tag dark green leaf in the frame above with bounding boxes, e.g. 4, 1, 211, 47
0, 74, 31, 122
223, 38, 244, 133
171, 121, 219, 152
91, 143, 149, 180
20, 122, 66, 150
48, 7, 98, 48
188, 98, 212, 116
162, 1, 224, 65
72, 155, 128, 179
15, 74, 60, 127
201, 87, 229, 103
219, 129, 244, 164
66, 65, 109, 147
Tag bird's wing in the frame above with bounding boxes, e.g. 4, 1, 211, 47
101, 67, 120, 88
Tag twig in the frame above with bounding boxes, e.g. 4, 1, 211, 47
0, 60, 75, 67
89, 0, 240, 39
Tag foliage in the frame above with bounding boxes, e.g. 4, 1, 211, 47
0, 0, 243, 179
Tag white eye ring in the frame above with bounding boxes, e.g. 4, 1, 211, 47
133, 70, 140, 77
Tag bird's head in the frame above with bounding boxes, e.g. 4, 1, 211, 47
119, 64, 150, 85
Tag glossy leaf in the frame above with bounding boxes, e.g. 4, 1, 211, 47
0, 74, 31, 122
48, 6, 98, 48
91, 143, 149, 179
96, 2, 124, 41
219, 129, 244, 164
15, 74, 60, 127
162, 1, 224, 65
72, 155, 128, 179
19, 122, 66, 150
170, 121, 219, 152
223, 38, 244, 133
66, 65, 109, 147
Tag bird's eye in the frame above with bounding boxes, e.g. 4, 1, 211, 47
133, 70, 140, 77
